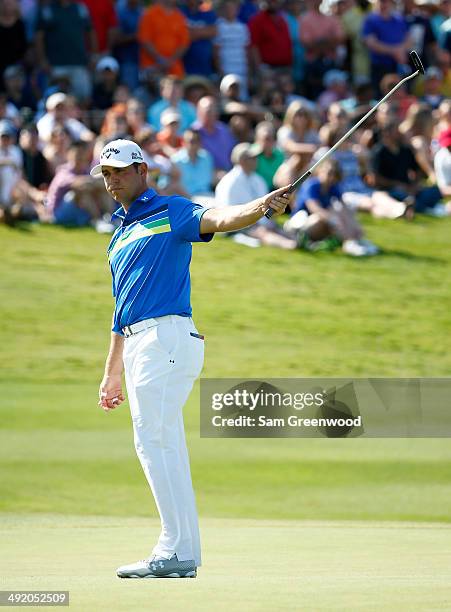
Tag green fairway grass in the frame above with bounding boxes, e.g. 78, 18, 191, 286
1, 220, 451, 609
1, 515, 451, 611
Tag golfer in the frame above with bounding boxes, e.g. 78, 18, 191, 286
95, 139, 291, 579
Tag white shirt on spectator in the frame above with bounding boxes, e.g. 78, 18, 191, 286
36, 113, 92, 143
434, 147, 451, 188
0, 144, 22, 206
215, 165, 267, 205
214, 18, 249, 80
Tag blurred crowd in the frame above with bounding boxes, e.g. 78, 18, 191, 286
0, 0, 450, 255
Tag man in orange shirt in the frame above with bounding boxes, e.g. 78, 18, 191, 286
138, 0, 190, 77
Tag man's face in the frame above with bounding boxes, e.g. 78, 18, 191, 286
185, 133, 201, 153
101, 164, 145, 202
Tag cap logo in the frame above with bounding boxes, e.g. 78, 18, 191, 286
103, 147, 120, 159
131, 151, 143, 160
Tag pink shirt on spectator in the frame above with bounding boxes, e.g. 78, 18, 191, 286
46, 164, 85, 214
299, 11, 344, 62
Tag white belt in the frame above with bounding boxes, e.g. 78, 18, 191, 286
122, 315, 175, 338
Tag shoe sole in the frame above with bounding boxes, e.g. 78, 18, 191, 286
117, 570, 197, 579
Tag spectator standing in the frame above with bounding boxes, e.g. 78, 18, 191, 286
126, 98, 151, 136
299, 0, 345, 99
214, 0, 250, 87
148, 76, 196, 133
35, 0, 95, 101
92, 56, 120, 111
282, 0, 305, 87
362, 0, 413, 96
138, 0, 189, 78
192, 96, 236, 176
114, 0, 143, 92
0, 0, 27, 88
82, 0, 119, 55
180, 0, 217, 78
340, 0, 371, 83
403, 0, 438, 68
248, 0, 292, 72
171, 128, 214, 197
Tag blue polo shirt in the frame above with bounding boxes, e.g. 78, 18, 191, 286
108, 188, 213, 335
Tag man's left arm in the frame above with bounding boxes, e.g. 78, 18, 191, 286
200, 186, 292, 234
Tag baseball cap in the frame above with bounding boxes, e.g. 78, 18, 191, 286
96, 56, 120, 73
160, 109, 181, 126
90, 139, 145, 177
438, 128, 451, 148
323, 70, 348, 88
219, 74, 242, 95
46, 92, 67, 111
231, 142, 259, 165
4, 65, 24, 80
0, 120, 15, 137
424, 66, 443, 80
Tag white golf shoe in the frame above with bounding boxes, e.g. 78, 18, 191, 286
116, 554, 197, 578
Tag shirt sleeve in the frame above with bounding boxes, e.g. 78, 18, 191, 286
168, 195, 214, 242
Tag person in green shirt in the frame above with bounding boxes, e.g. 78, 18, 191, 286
250, 121, 285, 190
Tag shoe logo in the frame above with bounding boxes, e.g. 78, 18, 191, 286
150, 561, 165, 571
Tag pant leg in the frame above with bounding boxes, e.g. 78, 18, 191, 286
123, 316, 204, 566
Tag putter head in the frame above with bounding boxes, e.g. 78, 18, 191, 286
409, 50, 425, 75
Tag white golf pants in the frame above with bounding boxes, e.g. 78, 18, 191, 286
123, 315, 204, 566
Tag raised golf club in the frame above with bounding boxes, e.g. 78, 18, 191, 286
264, 50, 425, 218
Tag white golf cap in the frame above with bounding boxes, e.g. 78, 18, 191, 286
96, 56, 120, 73
90, 139, 145, 177
46, 92, 68, 111
160, 109, 181, 126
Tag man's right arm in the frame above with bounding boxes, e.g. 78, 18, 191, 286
98, 326, 125, 412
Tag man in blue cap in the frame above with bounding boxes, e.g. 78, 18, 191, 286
94, 139, 291, 578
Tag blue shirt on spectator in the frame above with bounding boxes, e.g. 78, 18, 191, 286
180, 6, 217, 76
362, 12, 409, 67
294, 177, 342, 214
171, 148, 214, 196
238, 0, 258, 24
109, 188, 213, 335
115, 3, 143, 64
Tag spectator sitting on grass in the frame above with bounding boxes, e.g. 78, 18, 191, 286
370, 121, 447, 216
0, 119, 23, 224
251, 121, 284, 191
192, 95, 236, 179
312, 123, 412, 219
318, 70, 351, 116
215, 142, 297, 249
37, 92, 94, 144
171, 129, 214, 198
287, 159, 379, 256
399, 103, 437, 183
434, 128, 451, 213
46, 140, 112, 227
156, 109, 184, 157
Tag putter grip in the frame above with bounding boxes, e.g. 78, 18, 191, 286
264, 171, 312, 219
